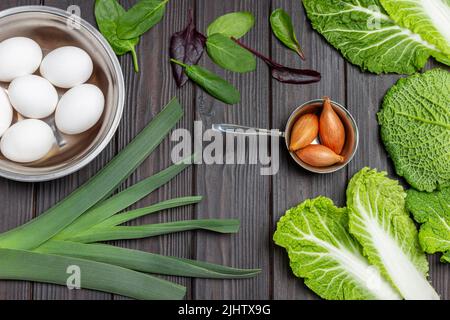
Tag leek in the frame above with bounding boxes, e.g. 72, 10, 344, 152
0, 98, 260, 300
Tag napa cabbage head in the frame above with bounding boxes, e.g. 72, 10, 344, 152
346, 168, 439, 300
274, 196, 400, 300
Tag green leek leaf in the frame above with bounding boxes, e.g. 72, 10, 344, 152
98, 196, 203, 227
65, 219, 240, 243
56, 159, 193, 239
0, 248, 186, 300
37, 241, 260, 279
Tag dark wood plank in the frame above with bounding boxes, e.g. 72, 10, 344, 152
193, 0, 271, 300
111, 0, 195, 300
32, 0, 112, 300
271, 0, 346, 300
0, 0, 41, 301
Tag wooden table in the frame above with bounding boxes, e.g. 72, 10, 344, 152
0, 0, 448, 300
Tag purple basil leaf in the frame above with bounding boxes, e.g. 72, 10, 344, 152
232, 37, 320, 85
170, 10, 206, 87
271, 67, 321, 84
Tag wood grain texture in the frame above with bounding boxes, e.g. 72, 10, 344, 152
271, 0, 346, 300
111, 0, 195, 300
0, 0, 41, 300
193, 0, 271, 300
0, 0, 448, 301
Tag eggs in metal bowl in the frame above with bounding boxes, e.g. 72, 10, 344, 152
0, 6, 125, 182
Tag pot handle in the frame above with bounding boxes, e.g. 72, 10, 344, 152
212, 124, 285, 137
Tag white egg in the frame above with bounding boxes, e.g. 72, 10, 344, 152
8, 75, 58, 119
0, 88, 13, 137
0, 119, 55, 163
55, 84, 104, 135
0, 37, 42, 82
40, 46, 93, 88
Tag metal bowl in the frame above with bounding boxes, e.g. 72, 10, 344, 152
0, 6, 124, 182
284, 99, 359, 174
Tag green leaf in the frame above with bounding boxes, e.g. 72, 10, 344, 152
98, 196, 203, 227
206, 33, 256, 73
406, 188, 450, 263
65, 219, 240, 243
207, 11, 255, 39
270, 8, 304, 59
0, 248, 186, 300
37, 241, 260, 279
95, 0, 140, 72
443, 252, 450, 263
302, 0, 446, 74
0, 98, 183, 250
346, 168, 439, 300
117, 0, 168, 40
56, 159, 193, 239
274, 196, 400, 300
380, 0, 450, 58
378, 68, 450, 192
171, 59, 240, 104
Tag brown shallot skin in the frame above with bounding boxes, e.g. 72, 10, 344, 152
296, 144, 344, 167
319, 97, 345, 154
289, 113, 319, 151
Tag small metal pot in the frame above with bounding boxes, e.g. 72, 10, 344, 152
213, 99, 359, 174
0, 6, 125, 182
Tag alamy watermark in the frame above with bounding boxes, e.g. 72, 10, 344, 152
66, 5, 81, 30
170, 121, 280, 176
66, 265, 81, 290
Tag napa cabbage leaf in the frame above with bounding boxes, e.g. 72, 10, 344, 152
406, 188, 450, 263
274, 196, 401, 300
302, 0, 448, 74
380, 0, 450, 60
378, 68, 450, 192
347, 168, 439, 300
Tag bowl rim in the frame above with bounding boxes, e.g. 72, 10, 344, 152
284, 98, 359, 174
0, 5, 125, 182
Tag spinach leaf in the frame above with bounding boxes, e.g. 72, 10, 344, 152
117, 0, 169, 40
207, 11, 255, 39
170, 10, 206, 87
270, 8, 304, 60
170, 59, 240, 105
95, 0, 140, 72
206, 33, 256, 73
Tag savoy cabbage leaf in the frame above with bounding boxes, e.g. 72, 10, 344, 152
380, 0, 450, 59
274, 196, 401, 300
378, 68, 450, 192
347, 168, 439, 300
443, 252, 450, 263
302, 0, 448, 74
406, 188, 450, 263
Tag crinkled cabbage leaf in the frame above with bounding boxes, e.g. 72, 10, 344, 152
378, 68, 450, 192
406, 187, 450, 263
